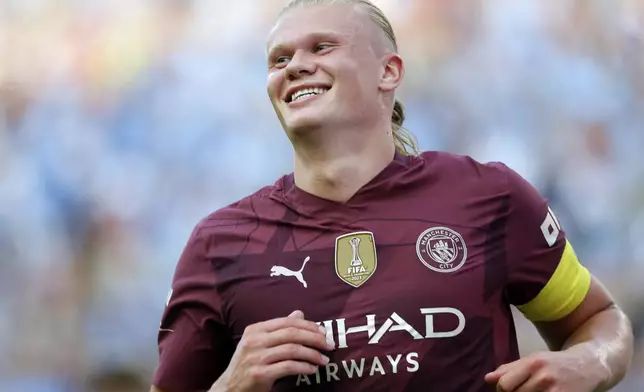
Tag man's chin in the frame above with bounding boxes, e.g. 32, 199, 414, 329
284, 114, 326, 134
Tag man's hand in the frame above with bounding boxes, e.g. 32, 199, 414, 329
211, 310, 333, 392
484, 350, 607, 392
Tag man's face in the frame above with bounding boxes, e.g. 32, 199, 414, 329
266, 4, 388, 136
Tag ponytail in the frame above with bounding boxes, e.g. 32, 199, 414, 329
392, 99, 420, 156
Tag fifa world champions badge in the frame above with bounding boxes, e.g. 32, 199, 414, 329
416, 227, 467, 273
335, 231, 377, 288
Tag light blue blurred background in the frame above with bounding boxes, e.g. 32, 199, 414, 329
0, 0, 643, 391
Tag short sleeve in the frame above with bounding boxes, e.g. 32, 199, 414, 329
497, 163, 591, 321
152, 223, 234, 391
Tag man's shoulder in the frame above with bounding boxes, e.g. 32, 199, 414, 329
418, 150, 511, 183
192, 180, 287, 237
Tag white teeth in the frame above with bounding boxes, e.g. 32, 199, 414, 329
291, 87, 329, 102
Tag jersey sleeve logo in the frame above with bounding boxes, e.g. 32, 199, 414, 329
335, 232, 378, 288
540, 207, 561, 247
416, 227, 467, 273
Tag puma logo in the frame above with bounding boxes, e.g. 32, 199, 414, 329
270, 256, 311, 288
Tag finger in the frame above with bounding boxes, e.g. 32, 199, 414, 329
514, 371, 556, 392
485, 370, 503, 384
261, 343, 330, 366
485, 365, 510, 384
485, 357, 527, 385
258, 360, 318, 381
265, 327, 334, 351
288, 310, 304, 319
495, 364, 533, 392
258, 315, 322, 334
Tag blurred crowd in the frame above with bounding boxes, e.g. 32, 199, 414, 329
0, 0, 643, 390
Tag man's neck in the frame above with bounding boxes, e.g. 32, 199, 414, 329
292, 130, 396, 203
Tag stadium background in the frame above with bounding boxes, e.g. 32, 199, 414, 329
0, 0, 643, 390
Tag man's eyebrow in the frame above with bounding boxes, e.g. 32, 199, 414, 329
267, 44, 288, 57
267, 31, 345, 55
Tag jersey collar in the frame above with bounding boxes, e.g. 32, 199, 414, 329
271, 151, 413, 218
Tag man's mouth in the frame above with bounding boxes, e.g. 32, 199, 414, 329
287, 87, 330, 103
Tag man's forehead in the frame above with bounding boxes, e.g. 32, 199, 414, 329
267, 4, 370, 50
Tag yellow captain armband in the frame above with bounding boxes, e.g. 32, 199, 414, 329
517, 240, 591, 322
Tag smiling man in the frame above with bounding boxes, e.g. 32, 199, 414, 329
150, 1, 634, 391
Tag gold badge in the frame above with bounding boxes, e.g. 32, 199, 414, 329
335, 231, 377, 288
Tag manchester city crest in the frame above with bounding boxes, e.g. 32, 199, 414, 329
416, 227, 467, 273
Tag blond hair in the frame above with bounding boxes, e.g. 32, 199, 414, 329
278, 0, 420, 156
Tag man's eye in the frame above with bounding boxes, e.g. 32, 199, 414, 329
275, 56, 291, 65
315, 44, 331, 52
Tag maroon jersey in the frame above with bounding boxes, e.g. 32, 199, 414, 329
153, 151, 569, 392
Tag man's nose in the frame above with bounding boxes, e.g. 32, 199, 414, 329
285, 50, 316, 80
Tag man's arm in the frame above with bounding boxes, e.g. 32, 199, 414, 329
485, 162, 634, 391
151, 222, 234, 392
533, 276, 634, 390
487, 276, 634, 391
151, 310, 332, 392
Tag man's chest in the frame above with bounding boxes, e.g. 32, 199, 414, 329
218, 203, 507, 342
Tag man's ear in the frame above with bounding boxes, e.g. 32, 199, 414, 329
379, 53, 404, 93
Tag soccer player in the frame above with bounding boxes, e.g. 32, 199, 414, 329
150, 0, 634, 391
